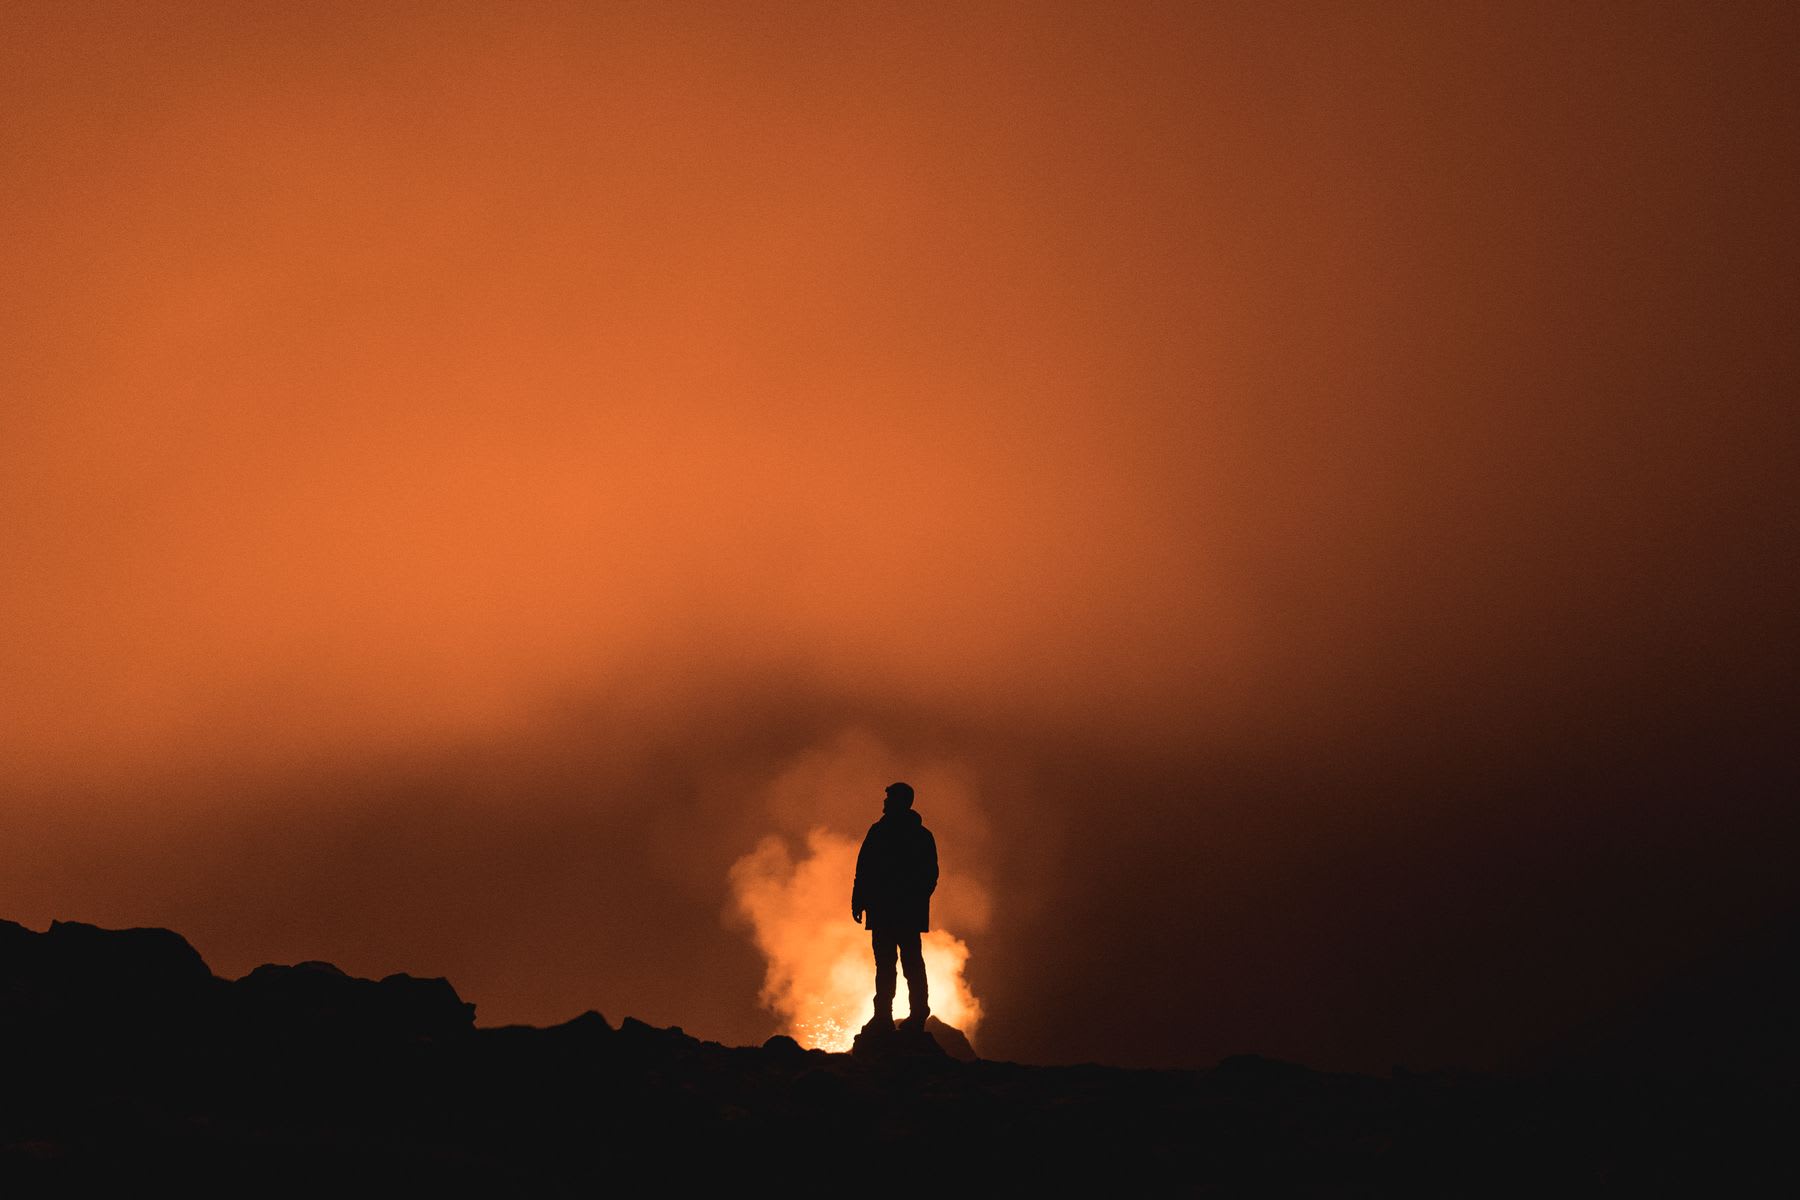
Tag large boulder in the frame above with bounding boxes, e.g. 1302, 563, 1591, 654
850, 1018, 949, 1061
924, 1016, 978, 1062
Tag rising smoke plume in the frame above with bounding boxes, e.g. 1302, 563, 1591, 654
727, 732, 990, 1051
730, 828, 983, 1052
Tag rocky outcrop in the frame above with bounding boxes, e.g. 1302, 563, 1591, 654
924, 1015, 978, 1061
231, 960, 474, 1043
0, 918, 220, 1039
850, 1017, 948, 1060
0, 919, 472, 1054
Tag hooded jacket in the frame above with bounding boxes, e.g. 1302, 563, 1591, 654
852, 808, 939, 933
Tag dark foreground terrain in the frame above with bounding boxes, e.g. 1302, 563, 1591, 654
1, 919, 1792, 1196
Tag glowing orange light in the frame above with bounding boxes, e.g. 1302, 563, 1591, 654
731, 828, 982, 1053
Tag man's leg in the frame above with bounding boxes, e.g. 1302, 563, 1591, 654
869, 928, 898, 1030
898, 930, 928, 1028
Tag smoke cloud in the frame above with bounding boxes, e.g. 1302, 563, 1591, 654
730, 830, 983, 1051
727, 730, 990, 1049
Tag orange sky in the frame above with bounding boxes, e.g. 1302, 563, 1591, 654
4, 2, 1796, 1069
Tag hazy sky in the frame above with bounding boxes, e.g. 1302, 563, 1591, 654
3, 1, 1795, 1069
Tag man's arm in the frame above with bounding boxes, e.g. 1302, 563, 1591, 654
851, 826, 871, 923
922, 827, 939, 896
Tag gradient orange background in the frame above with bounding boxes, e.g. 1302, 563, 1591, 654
4, 1, 1795, 1068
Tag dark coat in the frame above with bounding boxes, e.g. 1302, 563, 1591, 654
852, 809, 938, 933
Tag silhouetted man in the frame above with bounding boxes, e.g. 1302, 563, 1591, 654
852, 781, 938, 1034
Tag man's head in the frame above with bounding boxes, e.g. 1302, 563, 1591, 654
883, 781, 915, 814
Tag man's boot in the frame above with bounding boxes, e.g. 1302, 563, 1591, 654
859, 1005, 894, 1037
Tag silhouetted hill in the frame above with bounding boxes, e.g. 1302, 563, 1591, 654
1, 919, 1792, 1195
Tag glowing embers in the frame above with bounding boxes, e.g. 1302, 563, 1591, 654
730, 828, 981, 1053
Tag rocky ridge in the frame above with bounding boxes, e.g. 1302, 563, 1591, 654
0, 918, 1790, 1195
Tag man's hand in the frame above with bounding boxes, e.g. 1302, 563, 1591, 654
851, 905, 863, 925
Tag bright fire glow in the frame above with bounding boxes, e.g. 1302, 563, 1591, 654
730, 827, 982, 1053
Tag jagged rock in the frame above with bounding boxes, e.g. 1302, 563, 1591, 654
924, 1016, 978, 1062
851, 1018, 948, 1061
378, 971, 477, 1035
551, 1009, 613, 1039
0, 919, 218, 1039
44, 920, 213, 988
616, 1016, 700, 1063
231, 960, 474, 1042
762, 1033, 804, 1057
